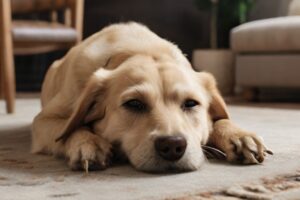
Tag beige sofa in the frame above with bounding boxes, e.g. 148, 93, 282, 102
231, 0, 300, 99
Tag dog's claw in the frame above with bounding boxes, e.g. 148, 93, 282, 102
84, 160, 89, 174
265, 149, 273, 155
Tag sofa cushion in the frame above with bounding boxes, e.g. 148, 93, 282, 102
231, 16, 300, 53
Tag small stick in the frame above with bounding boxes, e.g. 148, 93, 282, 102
84, 160, 89, 174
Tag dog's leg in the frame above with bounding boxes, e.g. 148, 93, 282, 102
64, 127, 112, 171
197, 72, 272, 164
32, 111, 111, 171
208, 119, 273, 164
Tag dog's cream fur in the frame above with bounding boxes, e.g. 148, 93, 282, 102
32, 22, 271, 172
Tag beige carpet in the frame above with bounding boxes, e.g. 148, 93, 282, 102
0, 96, 300, 200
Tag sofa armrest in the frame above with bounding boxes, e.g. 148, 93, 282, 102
288, 0, 300, 16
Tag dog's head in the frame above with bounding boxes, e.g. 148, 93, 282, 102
58, 53, 229, 172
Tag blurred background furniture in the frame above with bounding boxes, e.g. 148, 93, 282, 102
0, 0, 84, 114
8, 0, 217, 96
231, 0, 300, 100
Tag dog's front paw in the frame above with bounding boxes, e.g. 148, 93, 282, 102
212, 120, 273, 164
65, 129, 112, 171
226, 134, 273, 164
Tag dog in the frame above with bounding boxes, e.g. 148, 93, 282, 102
31, 22, 272, 172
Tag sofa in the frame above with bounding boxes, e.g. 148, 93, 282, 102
231, 0, 300, 100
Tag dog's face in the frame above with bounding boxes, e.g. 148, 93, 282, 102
60, 54, 228, 172
94, 55, 210, 172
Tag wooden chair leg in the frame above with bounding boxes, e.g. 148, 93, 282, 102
2, 50, 15, 114
242, 87, 259, 102
0, 61, 3, 99
0, 45, 15, 114
0, 0, 16, 114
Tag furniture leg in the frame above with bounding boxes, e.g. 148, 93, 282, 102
0, 0, 15, 113
242, 87, 259, 102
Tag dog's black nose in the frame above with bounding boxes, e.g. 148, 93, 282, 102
155, 136, 187, 161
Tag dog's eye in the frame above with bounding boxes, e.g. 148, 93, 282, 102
183, 99, 199, 109
123, 99, 147, 112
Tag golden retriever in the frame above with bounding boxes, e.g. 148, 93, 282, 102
31, 22, 272, 172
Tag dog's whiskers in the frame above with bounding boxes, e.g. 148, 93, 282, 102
202, 148, 215, 159
202, 145, 227, 160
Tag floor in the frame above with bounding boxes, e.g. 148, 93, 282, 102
0, 96, 300, 200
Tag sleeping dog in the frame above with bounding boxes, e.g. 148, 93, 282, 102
31, 22, 272, 172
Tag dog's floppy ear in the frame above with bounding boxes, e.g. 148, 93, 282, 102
55, 53, 132, 143
55, 73, 108, 143
104, 52, 132, 70
198, 72, 230, 122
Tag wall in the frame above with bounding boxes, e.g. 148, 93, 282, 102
83, 0, 210, 59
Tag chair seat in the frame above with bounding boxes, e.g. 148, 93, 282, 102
231, 16, 300, 53
12, 20, 78, 43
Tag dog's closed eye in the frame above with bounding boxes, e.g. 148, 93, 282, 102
123, 99, 199, 113
123, 99, 148, 113
182, 99, 199, 110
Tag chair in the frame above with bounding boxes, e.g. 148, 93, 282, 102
0, 0, 84, 113
231, 0, 300, 100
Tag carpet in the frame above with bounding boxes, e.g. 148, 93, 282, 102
0, 96, 300, 200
